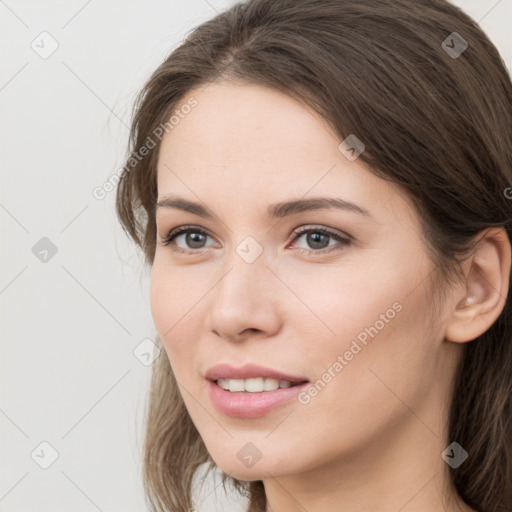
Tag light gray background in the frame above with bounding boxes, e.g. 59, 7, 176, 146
1, 1, 511, 511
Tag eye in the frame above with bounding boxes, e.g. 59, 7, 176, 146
289, 226, 351, 255
159, 225, 216, 254
159, 224, 352, 256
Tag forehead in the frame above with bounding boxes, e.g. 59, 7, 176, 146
156, 82, 417, 225
159, 81, 338, 172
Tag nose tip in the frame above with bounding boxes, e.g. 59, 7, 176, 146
206, 262, 282, 342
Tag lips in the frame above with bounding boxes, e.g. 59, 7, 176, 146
206, 379, 310, 418
205, 363, 309, 384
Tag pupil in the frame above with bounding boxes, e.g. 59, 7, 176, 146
187, 232, 205, 248
308, 232, 328, 249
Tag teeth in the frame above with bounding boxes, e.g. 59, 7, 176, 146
216, 378, 298, 392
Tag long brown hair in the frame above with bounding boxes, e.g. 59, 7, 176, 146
115, 1, 512, 510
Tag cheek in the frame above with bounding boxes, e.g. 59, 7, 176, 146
280, 254, 409, 351
149, 257, 198, 329
149, 262, 173, 336
304, 273, 435, 438
149, 259, 210, 380
289, 248, 434, 402
149, 261, 191, 359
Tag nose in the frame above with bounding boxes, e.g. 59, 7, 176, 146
205, 249, 282, 342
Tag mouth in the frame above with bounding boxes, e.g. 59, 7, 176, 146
206, 378, 310, 418
205, 363, 309, 388
213, 377, 309, 393
204, 364, 310, 417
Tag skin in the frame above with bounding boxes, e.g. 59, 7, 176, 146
150, 81, 510, 512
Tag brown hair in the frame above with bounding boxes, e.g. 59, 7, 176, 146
115, 0, 512, 510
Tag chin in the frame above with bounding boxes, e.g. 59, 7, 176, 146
215, 451, 302, 482
212, 461, 264, 481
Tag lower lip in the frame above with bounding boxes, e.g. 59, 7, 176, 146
206, 380, 309, 418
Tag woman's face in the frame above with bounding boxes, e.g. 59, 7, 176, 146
151, 82, 461, 481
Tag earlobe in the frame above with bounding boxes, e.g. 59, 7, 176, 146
444, 228, 511, 344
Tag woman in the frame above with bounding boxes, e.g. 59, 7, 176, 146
115, 0, 512, 510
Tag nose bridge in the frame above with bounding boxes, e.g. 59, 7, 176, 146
206, 239, 280, 337
215, 241, 268, 306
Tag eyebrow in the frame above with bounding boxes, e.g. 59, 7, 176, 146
155, 195, 373, 220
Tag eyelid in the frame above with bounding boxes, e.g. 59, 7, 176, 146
291, 224, 352, 242
287, 225, 352, 255
159, 224, 217, 251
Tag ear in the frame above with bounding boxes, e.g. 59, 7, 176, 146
444, 227, 511, 343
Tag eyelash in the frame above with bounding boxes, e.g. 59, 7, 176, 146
159, 225, 352, 256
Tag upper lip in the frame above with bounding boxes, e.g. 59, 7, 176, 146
205, 364, 309, 383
